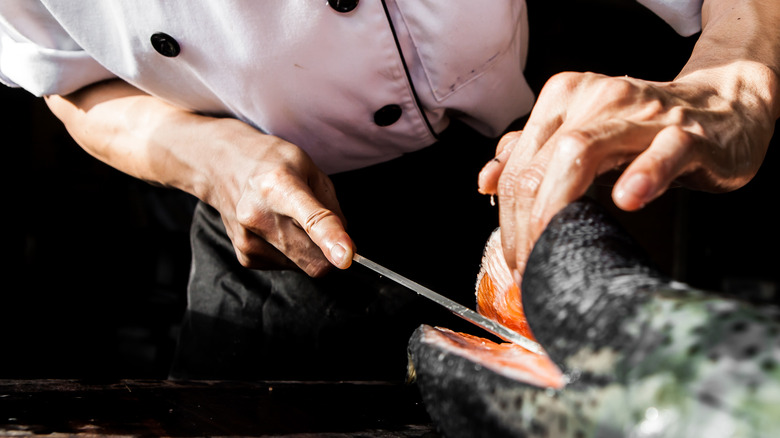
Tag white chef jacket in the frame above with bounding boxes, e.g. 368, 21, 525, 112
0, 1, 702, 174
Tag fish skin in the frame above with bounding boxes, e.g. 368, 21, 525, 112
522, 198, 669, 365
409, 198, 780, 438
409, 324, 618, 438
524, 198, 780, 436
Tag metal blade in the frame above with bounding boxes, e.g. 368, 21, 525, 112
352, 253, 544, 355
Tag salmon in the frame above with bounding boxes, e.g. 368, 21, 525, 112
474, 228, 536, 342
409, 326, 564, 390
408, 198, 780, 438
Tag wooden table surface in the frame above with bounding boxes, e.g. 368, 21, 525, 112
0, 379, 439, 437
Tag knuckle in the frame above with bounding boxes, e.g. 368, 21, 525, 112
256, 166, 295, 199
604, 76, 635, 98
497, 131, 522, 151
498, 163, 546, 198
593, 77, 643, 112
234, 201, 256, 227
240, 165, 299, 213
589, 76, 637, 105
234, 248, 253, 268
303, 259, 332, 278
554, 132, 590, 160
497, 172, 519, 198
667, 124, 693, 142
301, 208, 338, 236
235, 200, 274, 232
232, 233, 255, 259
665, 106, 689, 126
545, 72, 580, 94
639, 98, 666, 121
542, 71, 600, 96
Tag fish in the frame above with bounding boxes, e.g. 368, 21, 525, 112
473, 227, 536, 342
408, 198, 780, 438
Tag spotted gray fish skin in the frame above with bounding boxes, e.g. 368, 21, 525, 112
409, 198, 780, 438
522, 198, 670, 365
408, 326, 540, 438
523, 199, 780, 437
409, 324, 619, 438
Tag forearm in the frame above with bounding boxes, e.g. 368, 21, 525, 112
45, 79, 353, 273
45, 79, 240, 205
678, 0, 780, 122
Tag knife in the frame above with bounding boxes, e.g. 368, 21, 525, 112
352, 253, 544, 355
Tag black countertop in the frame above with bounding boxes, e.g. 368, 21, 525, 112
0, 379, 439, 437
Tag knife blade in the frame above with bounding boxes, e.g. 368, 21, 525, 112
352, 253, 544, 355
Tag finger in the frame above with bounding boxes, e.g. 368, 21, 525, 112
309, 170, 349, 230
613, 125, 697, 211
230, 226, 300, 270
497, 145, 555, 282
278, 176, 354, 270
528, 134, 600, 238
497, 130, 523, 155
495, 115, 566, 278
478, 131, 521, 195
530, 119, 661, 233
236, 171, 348, 275
222, 211, 304, 270
478, 130, 529, 195
308, 172, 356, 270
496, 74, 596, 278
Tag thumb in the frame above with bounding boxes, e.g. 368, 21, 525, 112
302, 209, 354, 270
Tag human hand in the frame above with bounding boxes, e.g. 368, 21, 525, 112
45, 79, 353, 278
206, 120, 354, 277
478, 69, 776, 281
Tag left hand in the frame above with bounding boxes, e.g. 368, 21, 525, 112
478, 69, 776, 281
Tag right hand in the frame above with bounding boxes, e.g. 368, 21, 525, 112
204, 120, 354, 277
46, 79, 352, 277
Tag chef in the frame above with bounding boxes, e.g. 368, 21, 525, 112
1, 0, 777, 380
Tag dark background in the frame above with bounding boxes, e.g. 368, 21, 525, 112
1, 0, 777, 379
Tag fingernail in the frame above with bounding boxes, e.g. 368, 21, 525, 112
494, 147, 512, 163
478, 158, 499, 178
479, 152, 509, 194
483, 148, 510, 170
616, 173, 652, 203
330, 243, 347, 267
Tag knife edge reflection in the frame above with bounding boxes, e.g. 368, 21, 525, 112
352, 253, 544, 355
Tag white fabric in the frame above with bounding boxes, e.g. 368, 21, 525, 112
637, 0, 703, 36
0, 1, 702, 174
0, 2, 115, 96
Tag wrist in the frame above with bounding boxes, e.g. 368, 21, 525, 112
187, 117, 253, 210
677, 60, 780, 126
194, 117, 294, 215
